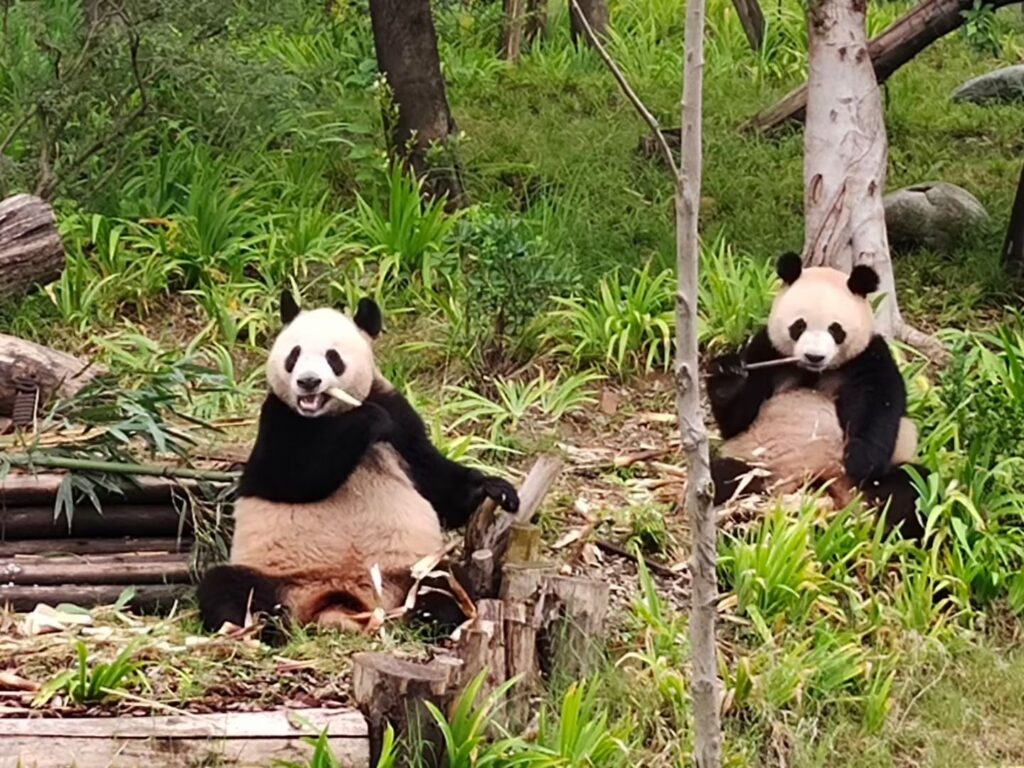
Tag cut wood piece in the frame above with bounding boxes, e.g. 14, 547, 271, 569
0, 334, 104, 417
499, 563, 554, 730
0, 583, 190, 612
541, 575, 610, 680
0, 552, 190, 586
0, 504, 187, 539
745, 0, 1021, 133
0, 708, 368, 768
0, 194, 65, 305
352, 652, 455, 768
505, 522, 542, 564
465, 548, 494, 598
0, 537, 192, 557
0, 472, 198, 506
455, 599, 506, 708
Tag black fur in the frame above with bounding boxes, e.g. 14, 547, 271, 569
711, 456, 768, 505
196, 564, 286, 637
847, 265, 880, 297
354, 298, 383, 338
707, 327, 794, 438
834, 335, 907, 484
280, 291, 301, 324
777, 252, 803, 285
861, 463, 928, 541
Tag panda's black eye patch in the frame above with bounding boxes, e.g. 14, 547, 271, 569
284, 346, 301, 373
788, 319, 807, 341
325, 349, 345, 375
829, 323, 847, 344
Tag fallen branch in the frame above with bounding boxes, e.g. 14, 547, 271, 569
4, 454, 238, 484
594, 538, 683, 579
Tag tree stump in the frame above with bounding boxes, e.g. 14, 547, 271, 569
0, 334, 103, 417
0, 194, 65, 304
541, 575, 610, 682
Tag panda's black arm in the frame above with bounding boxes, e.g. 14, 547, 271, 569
835, 335, 907, 484
707, 327, 787, 438
369, 388, 519, 529
238, 394, 392, 504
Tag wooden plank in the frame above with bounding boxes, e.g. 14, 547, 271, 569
0, 473, 198, 506
0, 735, 368, 768
0, 537, 192, 557
0, 583, 189, 612
0, 708, 367, 738
0, 553, 190, 586
0, 505, 187, 539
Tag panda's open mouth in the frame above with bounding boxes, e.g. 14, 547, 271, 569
296, 393, 328, 415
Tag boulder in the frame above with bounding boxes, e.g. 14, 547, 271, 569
952, 65, 1024, 105
883, 182, 989, 253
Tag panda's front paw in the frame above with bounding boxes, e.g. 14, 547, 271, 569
707, 353, 747, 405
482, 476, 519, 513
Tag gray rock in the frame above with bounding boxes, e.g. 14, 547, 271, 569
952, 65, 1024, 105
884, 182, 989, 252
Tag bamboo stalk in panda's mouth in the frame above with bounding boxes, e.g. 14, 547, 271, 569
742, 356, 801, 371
326, 387, 363, 407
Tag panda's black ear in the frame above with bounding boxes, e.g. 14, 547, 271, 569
777, 252, 803, 285
847, 265, 879, 297
354, 297, 382, 338
280, 290, 300, 324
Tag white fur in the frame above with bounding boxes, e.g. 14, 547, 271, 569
266, 307, 378, 417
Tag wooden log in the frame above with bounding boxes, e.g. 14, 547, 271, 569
352, 652, 456, 768
0, 472, 198, 506
731, 0, 765, 50
744, 0, 1021, 134
0, 194, 65, 305
505, 522, 542, 564
541, 575, 610, 681
499, 563, 554, 730
0, 707, 368, 768
455, 599, 506, 707
0, 504, 187, 539
0, 536, 192, 557
0, 583, 190, 612
0, 334, 104, 416
465, 548, 494, 598
1002, 160, 1024, 274
0, 552, 190, 586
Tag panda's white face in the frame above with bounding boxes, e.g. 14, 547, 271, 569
766, 261, 876, 372
267, 307, 376, 418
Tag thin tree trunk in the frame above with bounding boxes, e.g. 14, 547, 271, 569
502, 0, 528, 60
677, 0, 721, 765
731, 0, 765, 51
1002, 161, 1024, 274
367, 0, 464, 206
746, 0, 1020, 133
569, 0, 608, 46
803, 0, 899, 335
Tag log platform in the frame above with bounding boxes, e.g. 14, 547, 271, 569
0, 707, 369, 768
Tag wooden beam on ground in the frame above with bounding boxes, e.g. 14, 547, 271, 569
0, 194, 65, 305
744, 0, 1021, 134
1002, 160, 1024, 274
0, 552, 190, 586
0, 536, 192, 557
0, 708, 368, 768
731, 0, 765, 51
0, 504, 188, 539
0, 583, 190, 612
0, 472, 199, 506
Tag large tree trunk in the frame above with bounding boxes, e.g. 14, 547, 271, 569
569, 0, 608, 46
368, 0, 464, 206
803, 0, 900, 335
676, 0, 721, 765
0, 194, 65, 305
747, 0, 1020, 134
1002, 161, 1024, 275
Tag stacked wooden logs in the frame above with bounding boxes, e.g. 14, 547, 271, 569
0, 471, 198, 612
353, 455, 611, 767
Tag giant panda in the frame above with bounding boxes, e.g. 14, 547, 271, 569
197, 291, 519, 637
706, 252, 928, 538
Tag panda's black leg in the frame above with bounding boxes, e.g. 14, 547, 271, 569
711, 456, 768, 505
405, 561, 475, 640
197, 565, 287, 638
860, 464, 929, 542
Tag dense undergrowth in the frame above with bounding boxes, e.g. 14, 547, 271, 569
3, 0, 1024, 765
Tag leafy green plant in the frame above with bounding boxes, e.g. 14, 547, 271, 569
34, 641, 148, 707
697, 235, 777, 352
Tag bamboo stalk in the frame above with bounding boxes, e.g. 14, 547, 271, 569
4, 454, 238, 483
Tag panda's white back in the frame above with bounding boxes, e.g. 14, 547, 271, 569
230, 443, 443, 579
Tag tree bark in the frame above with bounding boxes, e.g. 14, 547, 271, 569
0, 194, 65, 304
0, 334, 104, 416
676, 0, 721, 764
746, 0, 1020, 133
525, 0, 548, 47
502, 0, 528, 60
1002, 161, 1024, 274
569, 0, 609, 46
732, 0, 765, 51
803, 0, 900, 335
367, 0, 464, 207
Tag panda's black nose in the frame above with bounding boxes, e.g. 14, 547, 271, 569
804, 353, 825, 364
297, 375, 321, 392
